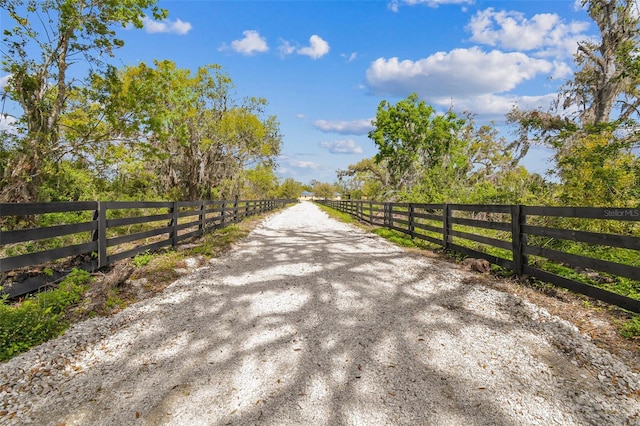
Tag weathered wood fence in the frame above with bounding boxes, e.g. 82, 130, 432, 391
0, 199, 295, 297
318, 200, 640, 313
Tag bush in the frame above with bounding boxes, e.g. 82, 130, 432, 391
620, 316, 640, 340
0, 269, 91, 362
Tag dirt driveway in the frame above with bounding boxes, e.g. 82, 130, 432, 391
1, 202, 638, 425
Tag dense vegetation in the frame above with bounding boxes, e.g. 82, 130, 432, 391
337, 1, 639, 208
0, 0, 299, 203
0, 269, 91, 361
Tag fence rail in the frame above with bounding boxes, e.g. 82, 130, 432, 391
318, 200, 640, 313
1, 198, 296, 297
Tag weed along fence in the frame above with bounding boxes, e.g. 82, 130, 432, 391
0, 199, 295, 298
318, 200, 640, 313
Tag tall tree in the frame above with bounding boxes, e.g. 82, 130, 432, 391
368, 93, 468, 200
369, 93, 466, 194
277, 178, 304, 199
570, 0, 640, 126
241, 164, 279, 199
1, 0, 166, 202
109, 60, 281, 200
508, 0, 640, 206
337, 157, 390, 200
312, 181, 337, 200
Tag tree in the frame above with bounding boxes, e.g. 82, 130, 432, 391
277, 178, 304, 199
1, 0, 166, 202
369, 93, 466, 194
241, 164, 279, 199
106, 60, 282, 200
337, 157, 390, 200
508, 0, 640, 206
569, 0, 640, 126
312, 181, 337, 200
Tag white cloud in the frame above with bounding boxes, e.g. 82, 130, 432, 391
0, 75, 10, 90
293, 160, 319, 169
278, 40, 296, 57
467, 8, 590, 57
313, 119, 374, 135
297, 35, 330, 59
551, 60, 573, 80
431, 93, 557, 118
389, 0, 473, 12
279, 155, 321, 171
366, 47, 552, 99
228, 30, 269, 56
143, 16, 192, 35
341, 52, 358, 63
0, 114, 17, 133
320, 139, 363, 155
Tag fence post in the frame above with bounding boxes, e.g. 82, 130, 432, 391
233, 197, 239, 222
443, 204, 451, 250
384, 203, 389, 227
93, 201, 108, 269
369, 201, 373, 224
409, 204, 415, 238
170, 202, 179, 248
199, 201, 206, 236
511, 205, 528, 276
221, 200, 226, 226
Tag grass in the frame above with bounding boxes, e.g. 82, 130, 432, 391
620, 316, 640, 339
0, 269, 92, 362
316, 203, 360, 224
372, 228, 438, 251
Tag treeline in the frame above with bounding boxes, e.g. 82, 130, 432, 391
0, 0, 293, 204
3, 60, 285, 203
337, 0, 639, 210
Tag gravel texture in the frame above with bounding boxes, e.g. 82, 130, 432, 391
1, 201, 639, 425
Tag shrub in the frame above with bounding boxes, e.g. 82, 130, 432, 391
0, 269, 91, 362
620, 316, 640, 340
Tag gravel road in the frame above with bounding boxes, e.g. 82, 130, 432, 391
1, 201, 639, 425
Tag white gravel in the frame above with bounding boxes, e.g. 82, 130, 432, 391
1, 201, 639, 425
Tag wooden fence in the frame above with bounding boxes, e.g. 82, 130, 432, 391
318, 200, 640, 313
0, 199, 296, 297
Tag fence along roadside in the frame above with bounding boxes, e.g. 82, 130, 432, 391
0, 199, 296, 298
318, 200, 640, 313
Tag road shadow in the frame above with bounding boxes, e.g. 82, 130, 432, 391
14, 203, 635, 425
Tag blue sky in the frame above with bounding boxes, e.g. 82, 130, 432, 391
1, 0, 597, 184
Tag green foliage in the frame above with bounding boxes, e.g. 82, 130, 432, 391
554, 131, 639, 207
132, 251, 153, 268
312, 181, 337, 200
369, 93, 466, 193
373, 229, 416, 247
1, 0, 282, 204
316, 204, 358, 224
620, 315, 640, 339
108, 60, 282, 201
277, 178, 304, 199
1, 0, 165, 202
337, 158, 390, 201
242, 165, 279, 199
0, 269, 91, 362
